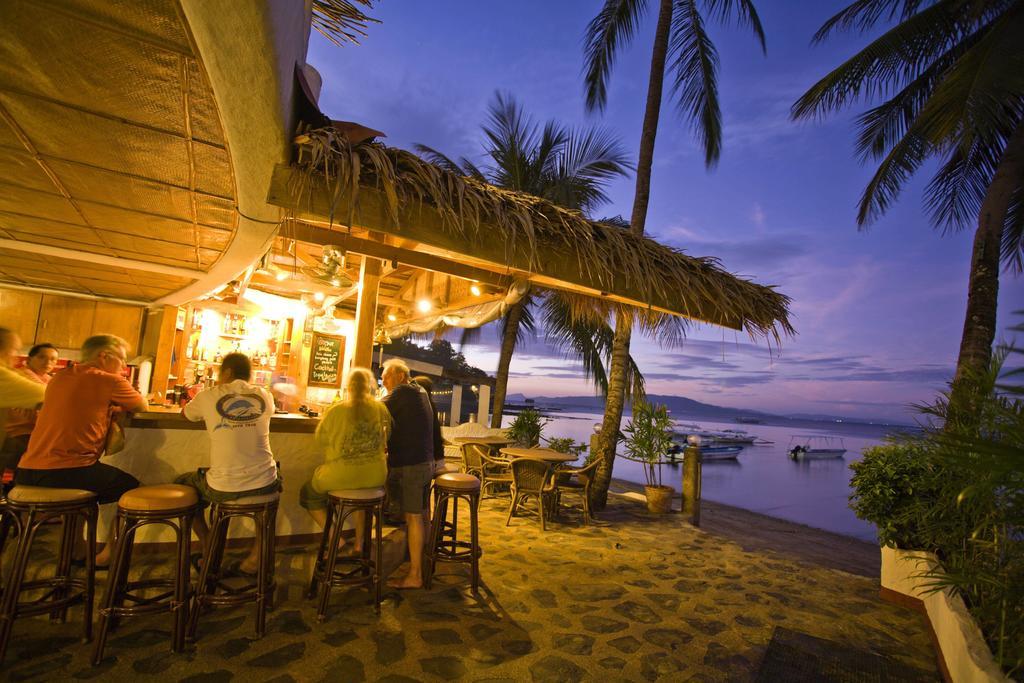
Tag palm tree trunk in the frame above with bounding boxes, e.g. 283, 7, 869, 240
490, 300, 524, 428
591, 313, 632, 509
950, 123, 1024, 413
590, 0, 674, 510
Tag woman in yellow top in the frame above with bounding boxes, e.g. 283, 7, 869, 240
0, 328, 46, 443
300, 367, 392, 552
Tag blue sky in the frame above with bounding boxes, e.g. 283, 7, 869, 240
308, 1, 1024, 422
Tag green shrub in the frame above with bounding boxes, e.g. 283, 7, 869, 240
506, 408, 548, 447
849, 442, 942, 549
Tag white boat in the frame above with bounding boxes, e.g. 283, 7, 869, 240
788, 435, 846, 460
667, 444, 744, 461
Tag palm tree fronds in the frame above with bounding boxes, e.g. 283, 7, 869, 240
704, 0, 767, 53
311, 0, 379, 47
812, 0, 928, 43
1000, 186, 1024, 274
856, 129, 931, 225
583, 0, 651, 112
413, 143, 471, 176
923, 139, 1001, 233
670, 0, 723, 167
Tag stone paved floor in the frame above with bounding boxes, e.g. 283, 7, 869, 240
1, 492, 939, 682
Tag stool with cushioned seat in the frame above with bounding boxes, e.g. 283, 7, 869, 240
186, 491, 280, 641
425, 473, 481, 594
91, 484, 197, 665
308, 487, 385, 621
0, 486, 98, 662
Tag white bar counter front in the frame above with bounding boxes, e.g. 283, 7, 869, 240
103, 406, 323, 544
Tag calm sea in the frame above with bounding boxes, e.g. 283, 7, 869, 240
505, 410, 900, 542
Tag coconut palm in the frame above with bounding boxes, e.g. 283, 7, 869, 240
792, 0, 1024, 409
417, 91, 637, 427
582, 0, 767, 508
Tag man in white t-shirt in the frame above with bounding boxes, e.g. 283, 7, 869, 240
176, 353, 281, 575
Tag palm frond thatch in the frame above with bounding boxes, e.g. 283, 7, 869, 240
288, 125, 794, 342
311, 0, 379, 47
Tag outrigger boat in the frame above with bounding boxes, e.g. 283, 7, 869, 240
788, 435, 846, 460
667, 443, 744, 461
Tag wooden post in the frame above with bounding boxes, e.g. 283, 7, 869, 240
478, 384, 491, 428
682, 443, 702, 526
450, 384, 463, 426
352, 257, 382, 368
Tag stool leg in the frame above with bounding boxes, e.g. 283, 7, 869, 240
187, 508, 223, 641
92, 511, 130, 666
254, 508, 269, 638
0, 509, 38, 662
373, 503, 383, 613
424, 493, 445, 590
469, 493, 480, 595
82, 504, 97, 644
264, 504, 279, 612
316, 501, 346, 623
172, 512, 191, 653
307, 502, 333, 600
51, 510, 77, 622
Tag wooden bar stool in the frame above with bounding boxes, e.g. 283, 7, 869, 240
0, 486, 98, 662
425, 473, 481, 594
186, 491, 280, 641
91, 484, 197, 666
308, 488, 385, 621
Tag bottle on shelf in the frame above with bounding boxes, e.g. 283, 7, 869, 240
214, 349, 223, 364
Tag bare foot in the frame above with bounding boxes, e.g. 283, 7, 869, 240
387, 573, 422, 590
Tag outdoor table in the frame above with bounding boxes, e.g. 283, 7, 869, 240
453, 436, 513, 446
499, 447, 578, 464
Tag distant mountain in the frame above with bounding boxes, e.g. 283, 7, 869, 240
517, 393, 915, 428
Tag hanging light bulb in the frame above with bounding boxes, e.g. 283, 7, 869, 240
470, 283, 482, 296
417, 299, 432, 313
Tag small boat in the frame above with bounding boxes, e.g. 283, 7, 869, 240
788, 435, 846, 460
735, 416, 763, 424
667, 444, 744, 461
707, 429, 757, 445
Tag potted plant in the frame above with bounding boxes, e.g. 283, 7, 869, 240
506, 408, 549, 447
623, 401, 675, 514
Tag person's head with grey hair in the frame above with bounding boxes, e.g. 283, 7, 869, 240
81, 334, 130, 375
381, 358, 411, 392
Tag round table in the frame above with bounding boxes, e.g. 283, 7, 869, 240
499, 447, 578, 464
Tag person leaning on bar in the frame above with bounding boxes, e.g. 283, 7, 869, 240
176, 352, 282, 576
15, 334, 147, 568
299, 366, 391, 554
0, 327, 47, 437
1, 342, 59, 476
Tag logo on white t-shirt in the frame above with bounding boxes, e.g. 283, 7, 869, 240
214, 392, 267, 427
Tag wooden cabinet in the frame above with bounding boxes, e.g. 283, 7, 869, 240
36, 295, 96, 349
0, 289, 42, 343
93, 302, 143, 351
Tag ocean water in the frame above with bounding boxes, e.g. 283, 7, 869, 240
509, 410, 894, 542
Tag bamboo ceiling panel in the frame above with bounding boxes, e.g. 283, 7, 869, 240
0, 0, 236, 301
0, 247, 193, 299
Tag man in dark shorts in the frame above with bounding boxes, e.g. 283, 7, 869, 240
16, 334, 147, 567
381, 358, 435, 589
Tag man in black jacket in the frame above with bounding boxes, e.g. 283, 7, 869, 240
381, 358, 434, 589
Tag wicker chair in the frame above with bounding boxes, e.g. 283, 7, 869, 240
478, 449, 513, 499
506, 458, 556, 531
460, 442, 483, 479
553, 460, 599, 525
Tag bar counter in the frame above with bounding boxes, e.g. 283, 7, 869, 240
102, 406, 324, 544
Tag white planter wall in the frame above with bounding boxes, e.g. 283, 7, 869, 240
880, 546, 1009, 683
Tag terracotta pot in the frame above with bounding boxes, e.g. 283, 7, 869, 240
644, 485, 674, 514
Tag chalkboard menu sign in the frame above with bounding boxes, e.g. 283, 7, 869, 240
308, 332, 345, 388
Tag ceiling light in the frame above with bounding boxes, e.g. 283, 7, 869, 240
275, 271, 289, 282
417, 299, 432, 313
313, 292, 325, 303
387, 313, 397, 322
470, 284, 482, 296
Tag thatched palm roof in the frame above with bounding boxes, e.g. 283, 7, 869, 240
273, 125, 794, 341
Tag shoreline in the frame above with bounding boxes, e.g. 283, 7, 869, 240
610, 478, 881, 578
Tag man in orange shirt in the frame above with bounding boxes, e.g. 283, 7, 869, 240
17, 334, 147, 566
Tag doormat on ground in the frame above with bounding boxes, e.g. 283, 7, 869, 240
755, 627, 938, 682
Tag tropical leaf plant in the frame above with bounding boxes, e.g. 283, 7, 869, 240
311, 0, 379, 47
